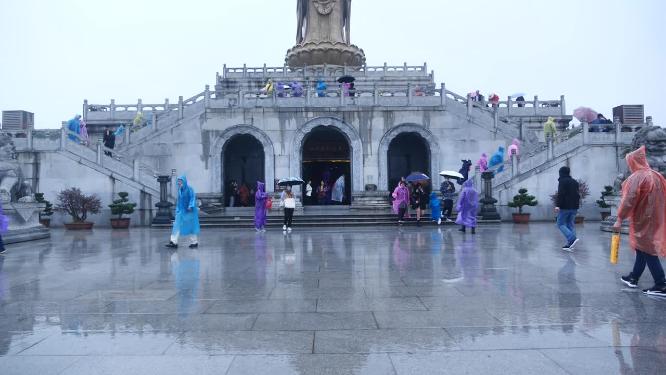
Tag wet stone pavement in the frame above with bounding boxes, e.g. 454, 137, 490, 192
0, 223, 665, 374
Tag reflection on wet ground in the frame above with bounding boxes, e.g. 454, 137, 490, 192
0, 224, 665, 374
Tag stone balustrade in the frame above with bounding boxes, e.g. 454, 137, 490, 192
221, 63, 433, 80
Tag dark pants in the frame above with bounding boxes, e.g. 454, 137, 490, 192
398, 206, 407, 222
283, 208, 294, 227
0, 235, 4, 251
631, 249, 666, 286
442, 199, 453, 219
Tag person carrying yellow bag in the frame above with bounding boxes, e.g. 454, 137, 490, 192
615, 146, 666, 296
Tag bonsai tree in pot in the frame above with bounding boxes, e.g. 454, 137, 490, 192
108, 192, 136, 229
56, 188, 101, 230
34, 193, 54, 227
596, 185, 614, 220
507, 188, 538, 223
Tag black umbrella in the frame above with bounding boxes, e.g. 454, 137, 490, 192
278, 177, 305, 187
405, 172, 430, 183
337, 75, 355, 84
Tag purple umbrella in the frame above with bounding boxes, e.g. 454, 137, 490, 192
573, 107, 598, 123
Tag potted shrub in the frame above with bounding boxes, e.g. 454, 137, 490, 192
108, 192, 136, 229
35, 193, 54, 227
596, 185, 614, 220
508, 188, 538, 223
56, 188, 101, 230
550, 179, 590, 223
575, 180, 590, 223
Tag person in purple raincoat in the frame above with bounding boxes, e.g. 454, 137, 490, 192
254, 181, 268, 232
456, 179, 479, 234
0, 202, 8, 254
392, 180, 410, 224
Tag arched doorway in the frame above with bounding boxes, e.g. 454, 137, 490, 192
387, 132, 431, 193
301, 126, 351, 205
223, 134, 265, 207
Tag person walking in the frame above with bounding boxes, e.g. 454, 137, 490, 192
305, 180, 313, 205
440, 177, 456, 223
555, 166, 580, 251
392, 180, 410, 224
430, 192, 441, 224
103, 128, 116, 157
411, 182, 427, 226
67, 115, 81, 141
456, 179, 479, 234
0, 201, 8, 255
165, 175, 200, 249
281, 186, 296, 232
79, 120, 89, 146
544, 117, 557, 141
317, 180, 328, 205
254, 181, 268, 232
615, 146, 666, 296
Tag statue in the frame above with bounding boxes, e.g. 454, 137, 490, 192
287, 0, 365, 67
0, 134, 33, 203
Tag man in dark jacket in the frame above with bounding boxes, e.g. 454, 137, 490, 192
555, 166, 580, 251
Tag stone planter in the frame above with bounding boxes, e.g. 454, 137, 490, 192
600, 211, 611, 221
512, 213, 531, 224
110, 218, 131, 229
575, 216, 585, 224
64, 222, 94, 230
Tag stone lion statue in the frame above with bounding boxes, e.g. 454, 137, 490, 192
0, 134, 33, 202
631, 126, 666, 178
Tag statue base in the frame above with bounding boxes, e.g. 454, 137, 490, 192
599, 195, 629, 234
286, 41, 366, 67
3, 202, 50, 244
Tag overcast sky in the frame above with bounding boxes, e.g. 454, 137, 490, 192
1, 0, 664, 128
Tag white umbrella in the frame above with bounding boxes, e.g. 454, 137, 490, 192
439, 170, 464, 179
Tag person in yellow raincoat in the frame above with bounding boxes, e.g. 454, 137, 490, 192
615, 146, 666, 296
543, 117, 557, 141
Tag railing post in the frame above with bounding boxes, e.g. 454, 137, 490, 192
340, 86, 345, 106
507, 96, 512, 117
96, 139, 103, 164
178, 96, 184, 120
263, 63, 267, 76
83, 99, 89, 122
132, 159, 140, 180
242, 63, 247, 77
151, 109, 157, 130
284, 63, 288, 77
423, 62, 428, 76
374, 84, 379, 106
533, 95, 539, 115
511, 154, 518, 178
582, 121, 589, 145
305, 84, 311, 106
223, 64, 227, 79
27, 128, 33, 150
204, 85, 211, 107
164, 98, 170, 112
407, 83, 413, 105
137, 98, 143, 113
466, 94, 472, 116
440, 83, 446, 107
383, 62, 387, 75
110, 99, 116, 120
560, 95, 566, 116
125, 125, 131, 145
614, 118, 622, 144
60, 123, 67, 150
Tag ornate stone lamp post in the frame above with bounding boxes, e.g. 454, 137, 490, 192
152, 175, 174, 225
479, 171, 501, 221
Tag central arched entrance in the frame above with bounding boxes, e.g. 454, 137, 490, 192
301, 126, 351, 205
223, 134, 265, 207
387, 132, 431, 193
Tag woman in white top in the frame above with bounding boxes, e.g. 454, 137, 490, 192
305, 181, 313, 205
282, 186, 297, 232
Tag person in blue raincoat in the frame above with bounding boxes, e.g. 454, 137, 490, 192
488, 146, 506, 173
67, 115, 82, 141
430, 192, 441, 224
166, 175, 200, 249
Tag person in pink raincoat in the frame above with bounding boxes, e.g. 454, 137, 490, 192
392, 180, 410, 224
79, 120, 90, 146
508, 139, 520, 158
477, 153, 489, 172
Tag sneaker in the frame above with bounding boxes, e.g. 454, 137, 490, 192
561, 245, 573, 252
189, 243, 198, 249
643, 285, 666, 297
165, 242, 178, 249
458, 227, 466, 233
620, 275, 638, 288
437, 218, 442, 225
0, 248, 6, 255
283, 225, 287, 230
569, 238, 580, 250
287, 227, 292, 232
471, 228, 476, 234
446, 218, 453, 223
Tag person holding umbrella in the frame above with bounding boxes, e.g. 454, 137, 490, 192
411, 182, 427, 226
278, 177, 304, 233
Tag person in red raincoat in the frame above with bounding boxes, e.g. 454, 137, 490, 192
615, 146, 666, 296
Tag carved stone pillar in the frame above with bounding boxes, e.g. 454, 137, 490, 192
478, 171, 501, 221
152, 175, 174, 225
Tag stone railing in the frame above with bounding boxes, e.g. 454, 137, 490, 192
10, 128, 161, 195
221, 62, 433, 80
